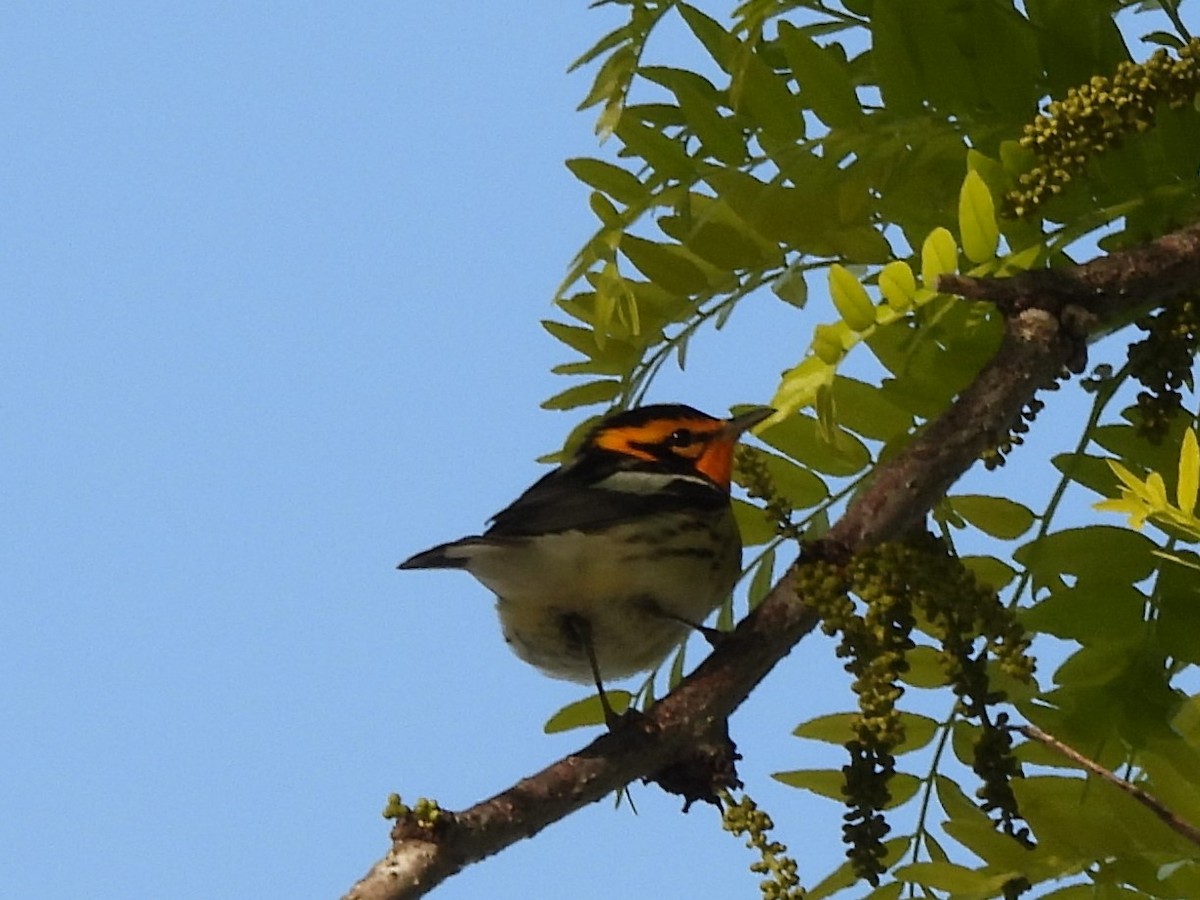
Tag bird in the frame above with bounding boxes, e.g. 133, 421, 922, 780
398, 403, 773, 720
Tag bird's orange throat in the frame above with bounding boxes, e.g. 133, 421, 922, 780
696, 438, 736, 490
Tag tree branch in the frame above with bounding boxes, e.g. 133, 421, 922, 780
1016, 723, 1200, 848
344, 220, 1200, 900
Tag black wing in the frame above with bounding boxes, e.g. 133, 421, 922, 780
484, 454, 724, 538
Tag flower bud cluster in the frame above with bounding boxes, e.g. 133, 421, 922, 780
721, 791, 807, 900
1007, 41, 1200, 218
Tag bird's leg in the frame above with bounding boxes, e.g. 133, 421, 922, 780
561, 613, 621, 729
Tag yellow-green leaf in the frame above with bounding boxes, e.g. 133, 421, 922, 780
957, 169, 999, 263
747, 546, 775, 609
792, 711, 856, 743
828, 263, 877, 331
920, 227, 958, 289
961, 555, 1017, 590
878, 260, 917, 311
620, 234, 709, 295
772, 767, 846, 800
1106, 458, 1145, 494
947, 494, 1036, 539
732, 497, 777, 546
812, 322, 847, 364
540, 380, 621, 410
566, 157, 644, 205
1147, 470, 1170, 508
543, 691, 631, 732
1178, 429, 1199, 514
771, 355, 835, 417
900, 645, 951, 689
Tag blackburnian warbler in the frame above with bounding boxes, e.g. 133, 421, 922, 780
398, 404, 771, 716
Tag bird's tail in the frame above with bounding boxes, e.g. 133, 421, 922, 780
397, 538, 483, 570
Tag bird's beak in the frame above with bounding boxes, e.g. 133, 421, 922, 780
721, 406, 775, 438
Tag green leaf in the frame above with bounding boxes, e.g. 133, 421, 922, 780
731, 497, 778, 546
829, 376, 914, 442
895, 861, 1010, 895
808, 837, 911, 900
660, 215, 779, 272
772, 767, 846, 801
829, 263, 877, 331
747, 546, 775, 610
620, 235, 710, 295
543, 691, 631, 733
1051, 451, 1121, 497
565, 157, 645, 205
861, 881, 904, 900
920, 227, 958, 289
542, 320, 603, 357
770, 771, 910, 813
732, 45, 805, 144
1016, 526, 1159, 586
1154, 557, 1200, 665
776, 21, 862, 128
568, 23, 631, 73
793, 711, 856, 744
700, 164, 839, 255
958, 169, 1000, 263
772, 263, 808, 307
1022, 581, 1148, 644
1054, 641, 1138, 689
947, 494, 1036, 539
899, 645, 951, 689
577, 43, 636, 112
667, 640, 687, 689
895, 712, 941, 754
961, 555, 1018, 590
642, 66, 746, 166
1172, 692, 1200, 748
540, 380, 621, 410
870, 2, 924, 114
922, 830, 949, 864
614, 115, 693, 179
888, 773, 922, 808
943, 789, 1040, 870
551, 359, 628, 377
759, 412, 871, 477
676, 3, 735, 72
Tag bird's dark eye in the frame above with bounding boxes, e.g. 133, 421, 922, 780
666, 428, 695, 448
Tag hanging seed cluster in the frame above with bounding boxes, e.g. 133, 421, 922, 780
798, 536, 1035, 885
735, 445, 804, 540
1127, 296, 1200, 441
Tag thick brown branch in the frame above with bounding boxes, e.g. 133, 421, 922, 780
1016, 724, 1200, 848
938, 219, 1200, 320
345, 219, 1200, 900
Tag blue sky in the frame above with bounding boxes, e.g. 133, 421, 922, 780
4, 5, 1194, 900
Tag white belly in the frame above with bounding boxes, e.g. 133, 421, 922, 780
463, 513, 740, 682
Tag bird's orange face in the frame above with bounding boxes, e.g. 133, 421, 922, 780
588, 407, 772, 490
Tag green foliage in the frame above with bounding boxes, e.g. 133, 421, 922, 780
544, 1, 1200, 896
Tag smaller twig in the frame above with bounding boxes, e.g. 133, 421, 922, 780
1015, 723, 1200, 848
